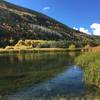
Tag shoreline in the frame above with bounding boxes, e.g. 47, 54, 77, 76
0, 48, 81, 53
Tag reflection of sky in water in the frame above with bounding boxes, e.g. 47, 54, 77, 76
6, 66, 85, 99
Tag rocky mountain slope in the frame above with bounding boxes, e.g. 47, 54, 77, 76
0, 0, 100, 47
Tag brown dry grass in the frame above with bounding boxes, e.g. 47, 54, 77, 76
88, 46, 100, 52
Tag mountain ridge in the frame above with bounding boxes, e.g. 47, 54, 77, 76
1, 0, 71, 29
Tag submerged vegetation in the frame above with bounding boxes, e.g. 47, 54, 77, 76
75, 52, 100, 88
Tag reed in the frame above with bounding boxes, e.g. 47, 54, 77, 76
75, 52, 100, 88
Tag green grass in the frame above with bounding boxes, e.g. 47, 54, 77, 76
75, 52, 100, 88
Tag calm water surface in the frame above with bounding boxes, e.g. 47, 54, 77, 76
0, 52, 99, 100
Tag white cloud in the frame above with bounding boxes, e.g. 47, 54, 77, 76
42, 6, 50, 12
79, 27, 91, 35
90, 23, 100, 36
73, 23, 100, 36
73, 27, 78, 30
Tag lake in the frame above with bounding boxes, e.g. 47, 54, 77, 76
0, 52, 100, 100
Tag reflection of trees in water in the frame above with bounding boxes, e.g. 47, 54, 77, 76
6, 52, 77, 63
0, 52, 77, 95
69, 52, 76, 57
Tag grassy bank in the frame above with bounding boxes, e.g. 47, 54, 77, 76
75, 52, 100, 88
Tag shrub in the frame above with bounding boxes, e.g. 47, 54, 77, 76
5, 46, 14, 49
36, 42, 50, 48
25, 40, 32, 46
15, 40, 26, 47
69, 44, 76, 49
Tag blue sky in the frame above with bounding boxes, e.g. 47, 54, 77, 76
6, 0, 100, 35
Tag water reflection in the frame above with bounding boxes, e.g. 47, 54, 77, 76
0, 52, 99, 99
5, 66, 85, 100
0, 52, 75, 95
4, 66, 100, 100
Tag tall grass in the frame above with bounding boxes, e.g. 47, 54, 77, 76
75, 52, 100, 88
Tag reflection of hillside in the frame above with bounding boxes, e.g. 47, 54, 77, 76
68, 52, 76, 57
0, 52, 76, 95
10, 52, 76, 63
16, 53, 42, 62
